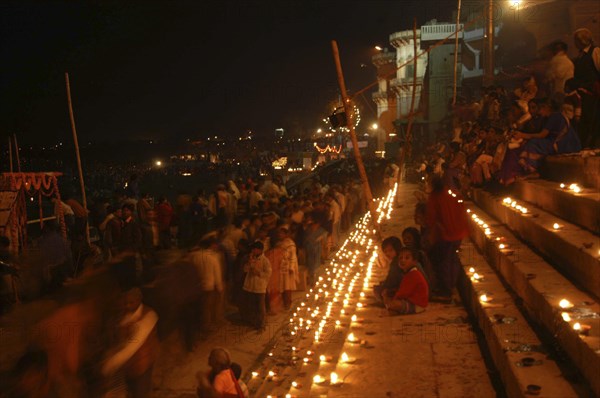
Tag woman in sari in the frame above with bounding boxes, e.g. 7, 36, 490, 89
515, 98, 581, 176
264, 244, 283, 315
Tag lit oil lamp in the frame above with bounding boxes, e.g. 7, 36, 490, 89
330, 372, 341, 385
561, 312, 571, 322
553, 223, 560, 230
347, 333, 358, 343
319, 354, 333, 363
341, 352, 356, 364
479, 294, 490, 303
573, 322, 591, 335
559, 299, 573, 309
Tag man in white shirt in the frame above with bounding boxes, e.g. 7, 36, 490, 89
546, 40, 574, 94
326, 194, 341, 249
189, 237, 225, 335
102, 288, 159, 398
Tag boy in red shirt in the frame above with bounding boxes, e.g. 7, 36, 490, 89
384, 247, 429, 314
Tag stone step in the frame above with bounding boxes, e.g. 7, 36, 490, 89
541, 154, 600, 190
512, 179, 600, 235
472, 188, 600, 299
457, 240, 579, 398
464, 203, 600, 397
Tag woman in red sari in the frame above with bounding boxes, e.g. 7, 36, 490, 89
265, 245, 283, 315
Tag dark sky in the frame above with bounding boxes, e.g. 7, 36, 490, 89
1, 1, 453, 145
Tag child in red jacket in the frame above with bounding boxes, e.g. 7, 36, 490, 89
384, 247, 429, 314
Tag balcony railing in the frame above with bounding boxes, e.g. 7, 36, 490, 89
421, 23, 463, 41
372, 51, 396, 67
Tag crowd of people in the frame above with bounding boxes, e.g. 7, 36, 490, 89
416, 28, 599, 192
5, 163, 376, 397
4, 25, 599, 398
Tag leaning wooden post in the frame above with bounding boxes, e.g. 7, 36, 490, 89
331, 40, 381, 238
65, 72, 90, 246
13, 135, 21, 172
8, 137, 13, 173
452, 0, 462, 106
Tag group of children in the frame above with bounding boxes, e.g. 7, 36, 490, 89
373, 227, 433, 315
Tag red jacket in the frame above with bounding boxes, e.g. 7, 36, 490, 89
156, 202, 174, 231
393, 267, 429, 308
426, 190, 469, 242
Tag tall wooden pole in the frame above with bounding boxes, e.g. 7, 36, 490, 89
484, 0, 494, 85
13, 134, 21, 172
330, 40, 380, 237
8, 137, 13, 173
65, 72, 90, 245
452, 0, 462, 105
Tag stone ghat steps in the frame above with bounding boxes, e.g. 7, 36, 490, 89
541, 155, 600, 191
512, 179, 600, 235
464, 202, 600, 397
457, 240, 579, 398
472, 188, 600, 299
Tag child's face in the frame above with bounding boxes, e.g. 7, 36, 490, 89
398, 251, 417, 271
402, 233, 415, 248
414, 211, 425, 226
382, 245, 397, 262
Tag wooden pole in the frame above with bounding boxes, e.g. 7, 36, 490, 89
65, 72, 90, 246
8, 137, 13, 173
484, 0, 494, 85
13, 134, 21, 172
330, 40, 380, 237
452, 0, 462, 106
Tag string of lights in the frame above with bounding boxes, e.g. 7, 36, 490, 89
313, 143, 342, 154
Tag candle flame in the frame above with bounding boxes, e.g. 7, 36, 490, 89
559, 299, 572, 309
330, 372, 339, 385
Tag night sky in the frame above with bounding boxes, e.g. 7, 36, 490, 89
1, 1, 453, 145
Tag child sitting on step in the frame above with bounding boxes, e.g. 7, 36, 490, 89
384, 247, 429, 314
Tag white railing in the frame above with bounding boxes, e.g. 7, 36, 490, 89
421, 23, 463, 41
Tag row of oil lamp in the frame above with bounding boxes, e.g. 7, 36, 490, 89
559, 183, 582, 193
466, 205, 594, 338
502, 197, 565, 230
254, 184, 399, 397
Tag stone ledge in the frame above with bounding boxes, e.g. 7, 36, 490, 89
458, 240, 578, 398
465, 204, 600, 397
513, 179, 600, 235
472, 188, 600, 299
542, 155, 600, 190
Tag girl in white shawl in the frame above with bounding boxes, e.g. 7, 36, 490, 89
277, 226, 299, 309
